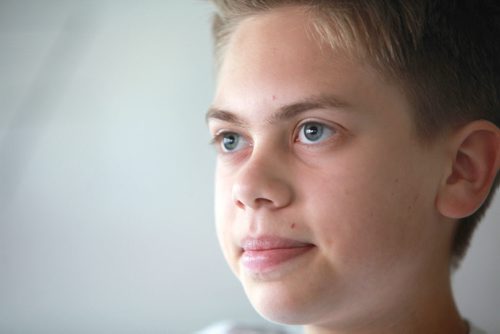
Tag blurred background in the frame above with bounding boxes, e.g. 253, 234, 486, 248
0, 1, 498, 333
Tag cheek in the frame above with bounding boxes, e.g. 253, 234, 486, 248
303, 152, 432, 267
214, 172, 234, 257
214, 165, 234, 221
214, 169, 248, 278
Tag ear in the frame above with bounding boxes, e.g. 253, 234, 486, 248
436, 120, 500, 219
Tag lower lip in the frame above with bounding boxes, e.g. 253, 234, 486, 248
241, 245, 314, 273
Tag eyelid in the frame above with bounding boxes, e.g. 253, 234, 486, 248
209, 118, 344, 153
209, 130, 231, 147
210, 128, 243, 144
210, 127, 233, 141
210, 129, 251, 154
294, 119, 339, 144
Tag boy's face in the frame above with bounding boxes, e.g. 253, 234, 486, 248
208, 7, 452, 329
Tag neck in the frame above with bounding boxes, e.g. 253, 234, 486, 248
303, 274, 467, 334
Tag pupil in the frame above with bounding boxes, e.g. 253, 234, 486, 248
223, 134, 238, 150
305, 124, 322, 140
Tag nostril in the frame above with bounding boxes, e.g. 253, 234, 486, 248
231, 166, 294, 210
254, 197, 274, 207
235, 199, 245, 209
234, 197, 274, 210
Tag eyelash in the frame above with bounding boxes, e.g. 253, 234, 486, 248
210, 131, 251, 154
294, 121, 337, 145
210, 120, 339, 154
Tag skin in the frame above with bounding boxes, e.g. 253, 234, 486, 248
207, 6, 474, 334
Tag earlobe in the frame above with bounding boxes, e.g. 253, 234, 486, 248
436, 120, 500, 219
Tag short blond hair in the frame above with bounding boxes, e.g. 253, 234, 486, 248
208, 0, 500, 267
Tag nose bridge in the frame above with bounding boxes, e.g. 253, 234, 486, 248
232, 144, 293, 210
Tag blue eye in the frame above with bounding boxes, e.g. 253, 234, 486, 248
297, 122, 334, 144
221, 132, 246, 152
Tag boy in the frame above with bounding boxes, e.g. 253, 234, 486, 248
205, 1, 499, 333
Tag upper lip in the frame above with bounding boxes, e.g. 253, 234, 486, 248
240, 236, 313, 251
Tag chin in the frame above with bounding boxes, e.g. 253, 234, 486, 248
242, 278, 320, 326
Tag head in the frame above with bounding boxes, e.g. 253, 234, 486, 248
206, 0, 499, 330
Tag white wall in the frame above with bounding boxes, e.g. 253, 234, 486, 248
454, 202, 500, 333
0, 1, 498, 333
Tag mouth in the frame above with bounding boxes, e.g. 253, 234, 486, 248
239, 236, 315, 274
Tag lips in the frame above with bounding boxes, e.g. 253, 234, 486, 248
240, 236, 314, 273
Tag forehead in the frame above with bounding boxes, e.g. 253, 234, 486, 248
216, 10, 360, 106
225, 7, 325, 68
217, 7, 339, 92
211, 6, 413, 133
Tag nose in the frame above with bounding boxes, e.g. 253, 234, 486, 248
232, 154, 294, 211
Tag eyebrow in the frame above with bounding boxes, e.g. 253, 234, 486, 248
206, 94, 350, 126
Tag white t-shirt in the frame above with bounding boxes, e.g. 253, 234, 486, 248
196, 321, 299, 334
198, 320, 488, 334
